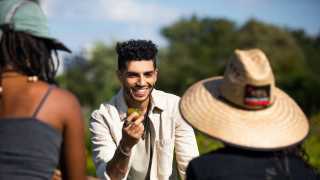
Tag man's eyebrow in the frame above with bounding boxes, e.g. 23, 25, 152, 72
143, 70, 155, 74
126, 70, 155, 74
126, 71, 139, 75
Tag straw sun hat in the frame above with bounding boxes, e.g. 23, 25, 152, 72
180, 48, 309, 150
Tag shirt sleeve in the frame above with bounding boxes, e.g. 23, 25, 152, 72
89, 104, 117, 180
174, 98, 199, 180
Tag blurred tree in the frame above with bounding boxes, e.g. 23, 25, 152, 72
290, 30, 320, 115
291, 30, 320, 75
58, 42, 119, 109
235, 19, 307, 77
159, 16, 237, 95
304, 113, 320, 169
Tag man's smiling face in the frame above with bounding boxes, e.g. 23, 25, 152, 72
118, 60, 158, 107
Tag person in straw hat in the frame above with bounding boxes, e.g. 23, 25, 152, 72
0, 0, 86, 179
180, 48, 319, 180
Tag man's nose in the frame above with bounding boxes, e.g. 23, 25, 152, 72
137, 75, 147, 86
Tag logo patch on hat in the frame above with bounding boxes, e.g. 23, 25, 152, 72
244, 84, 271, 107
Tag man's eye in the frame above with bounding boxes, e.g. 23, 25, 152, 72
126, 73, 138, 78
144, 72, 154, 77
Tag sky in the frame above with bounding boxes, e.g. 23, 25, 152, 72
41, 0, 320, 52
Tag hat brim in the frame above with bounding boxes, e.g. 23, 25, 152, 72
42, 37, 71, 53
180, 76, 309, 150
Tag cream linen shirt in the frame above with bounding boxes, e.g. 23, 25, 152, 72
89, 88, 199, 180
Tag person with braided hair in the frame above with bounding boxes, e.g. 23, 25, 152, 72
0, 0, 86, 179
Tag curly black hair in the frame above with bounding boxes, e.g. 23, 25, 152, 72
116, 39, 158, 71
0, 31, 60, 84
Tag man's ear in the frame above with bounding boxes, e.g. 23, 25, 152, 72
155, 68, 159, 76
116, 70, 122, 81
154, 68, 159, 81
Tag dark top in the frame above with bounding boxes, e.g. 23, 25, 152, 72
186, 147, 320, 180
0, 86, 62, 180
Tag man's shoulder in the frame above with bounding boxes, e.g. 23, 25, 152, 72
152, 89, 180, 101
95, 90, 122, 110
152, 89, 181, 111
91, 95, 119, 119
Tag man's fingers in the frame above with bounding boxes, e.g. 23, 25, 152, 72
133, 115, 144, 125
127, 111, 140, 121
130, 124, 144, 138
131, 123, 144, 133
123, 119, 133, 128
123, 112, 140, 127
124, 112, 144, 128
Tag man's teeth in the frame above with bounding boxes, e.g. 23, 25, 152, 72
135, 89, 147, 92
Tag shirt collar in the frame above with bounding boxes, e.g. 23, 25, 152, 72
115, 88, 165, 121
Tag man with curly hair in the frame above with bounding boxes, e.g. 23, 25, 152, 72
89, 39, 199, 180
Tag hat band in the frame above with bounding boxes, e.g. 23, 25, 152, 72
219, 83, 272, 110
244, 84, 271, 108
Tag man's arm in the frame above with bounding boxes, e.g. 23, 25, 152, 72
90, 106, 144, 180
106, 112, 144, 179
104, 140, 131, 179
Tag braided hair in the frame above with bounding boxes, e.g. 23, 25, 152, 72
0, 30, 60, 84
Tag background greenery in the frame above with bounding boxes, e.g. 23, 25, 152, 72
57, 17, 320, 176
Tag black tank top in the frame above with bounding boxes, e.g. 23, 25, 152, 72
0, 86, 62, 180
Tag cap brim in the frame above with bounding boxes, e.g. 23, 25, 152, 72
36, 35, 71, 53
47, 38, 71, 53
180, 76, 309, 150
34, 34, 72, 53
52, 40, 71, 53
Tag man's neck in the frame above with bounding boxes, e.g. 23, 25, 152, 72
125, 97, 150, 114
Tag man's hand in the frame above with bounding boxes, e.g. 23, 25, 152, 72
106, 111, 145, 179
121, 112, 145, 151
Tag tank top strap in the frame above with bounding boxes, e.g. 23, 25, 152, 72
32, 85, 55, 118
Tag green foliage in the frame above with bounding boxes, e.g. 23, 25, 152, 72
83, 110, 96, 176
235, 19, 307, 77
195, 132, 223, 154
159, 17, 237, 95
58, 42, 120, 109
86, 153, 96, 176
290, 30, 320, 115
304, 113, 320, 169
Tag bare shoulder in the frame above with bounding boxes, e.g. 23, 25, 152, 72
50, 87, 81, 108
29, 83, 83, 131
46, 86, 83, 122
